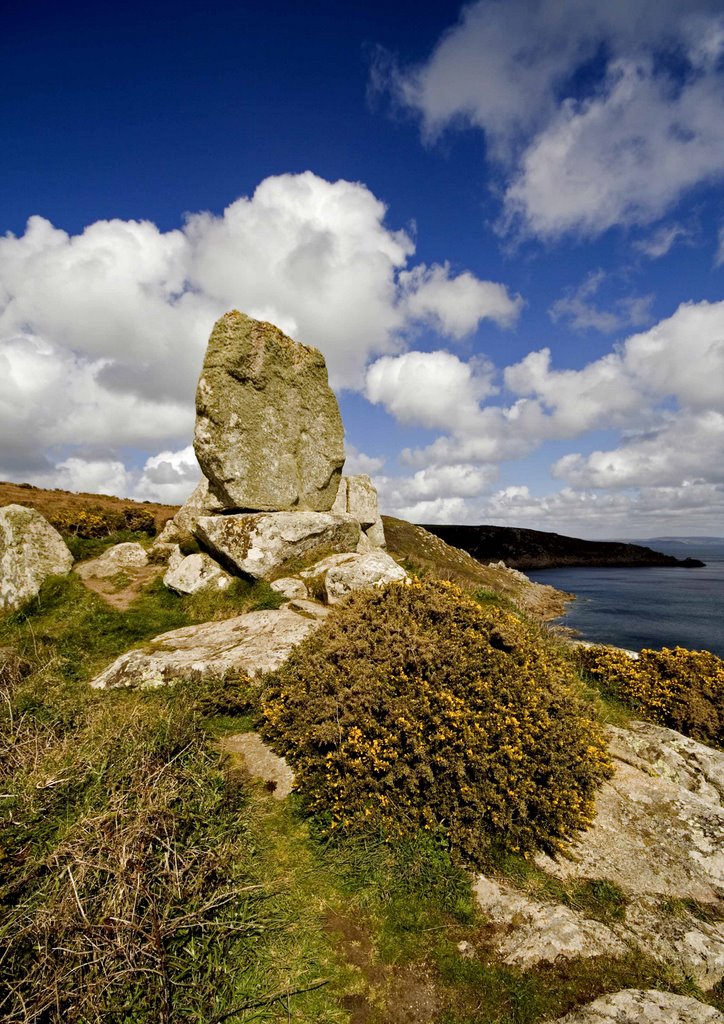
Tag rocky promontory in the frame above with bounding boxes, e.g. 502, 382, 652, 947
420, 524, 706, 570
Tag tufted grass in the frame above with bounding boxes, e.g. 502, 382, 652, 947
2, 574, 722, 1021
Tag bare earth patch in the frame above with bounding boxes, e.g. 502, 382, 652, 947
75, 563, 163, 610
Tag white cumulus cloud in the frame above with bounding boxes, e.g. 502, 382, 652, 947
0, 172, 518, 489
385, 0, 724, 240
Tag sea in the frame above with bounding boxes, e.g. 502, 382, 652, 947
527, 538, 724, 658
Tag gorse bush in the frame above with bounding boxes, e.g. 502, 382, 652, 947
578, 644, 724, 747
262, 580, 612, 866
47, 505, 156, 539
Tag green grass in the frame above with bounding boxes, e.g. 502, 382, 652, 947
64, 528, 154, 561
485, 851, 629, 925
2, 575, 722, 1022
0, 573, 283, 684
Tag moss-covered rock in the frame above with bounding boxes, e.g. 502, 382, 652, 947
194, 311, 345, 511
0, 504, 73, 611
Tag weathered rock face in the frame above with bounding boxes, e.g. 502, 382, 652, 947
173, 478, 223, 535
473, 876, 626, 968
535, 722, 724, 903
0, 504, 74, 610
553, 990, 723, 1023
75, 542, 148, 580
194, 512, 360, 581
163, 552, 233, 595
194, 311, 345, 512
332, 474, 386, 547
90, 607, 321, 688
300, 550, 407, 604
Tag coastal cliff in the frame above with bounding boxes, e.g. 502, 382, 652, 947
418, 523, 706, 570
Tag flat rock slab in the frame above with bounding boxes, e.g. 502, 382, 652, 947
473, 875, 625, 968
553, 990, 723, 1023
220, 731, 294, 799
536, 722, 724, 903
194, 311, 345, 511
90, 607, 321, 689
195, 511, 360, 580
0, 504, 73, 610
163, 552, 233, 595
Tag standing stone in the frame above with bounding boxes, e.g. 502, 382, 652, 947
0, 505, 74, 610
194, 511, 360, 581
194, 311, 345, 511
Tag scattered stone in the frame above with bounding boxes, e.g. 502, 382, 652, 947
90, 607, 321, 689
456, 940, 475, 959
0, 504, 74, 610
194, 511, 360, 581
286, 597, 332, 620
220, 731, 295, 799
163, 552, 233, 595
270, 576, 308, 600
552, 990, 723, 1023
535, 722, 724, 903
194, 311, 345, 512
76, 542, 148, 580
300, 550, 407, 604
473, 876, 626, 968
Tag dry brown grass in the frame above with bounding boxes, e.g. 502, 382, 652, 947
0, 480, 177, 535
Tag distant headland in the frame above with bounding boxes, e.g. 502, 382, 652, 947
418, 524, 706, 570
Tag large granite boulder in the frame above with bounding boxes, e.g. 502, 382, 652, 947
194, 311, 345, 512
90, 607, 321, 688
0, 504, 73, 610
194, 511, 360, 581
163, 552, 233, 595
553, 990, 723, 1023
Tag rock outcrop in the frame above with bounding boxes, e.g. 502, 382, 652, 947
90, 607, 322, 689
473, 876, 626, 968
194, 311, 345, 512
535, 722, 724, 903
552, 990, 723, 1023
0, 504, 74, 610
194, 512, 361, 581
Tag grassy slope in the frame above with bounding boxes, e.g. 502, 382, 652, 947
2, 570, 719, 1022
0, 480, 177, 534
382, 516, 571, 620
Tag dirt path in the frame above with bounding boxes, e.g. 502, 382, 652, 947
74, 564, 164, 610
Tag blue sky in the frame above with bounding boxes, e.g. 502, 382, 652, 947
2, 0, 724, 538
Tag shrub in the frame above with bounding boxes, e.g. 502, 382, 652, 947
261, 580, 611, 866
47, 505, 156, 539
578, 644, 724, 746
